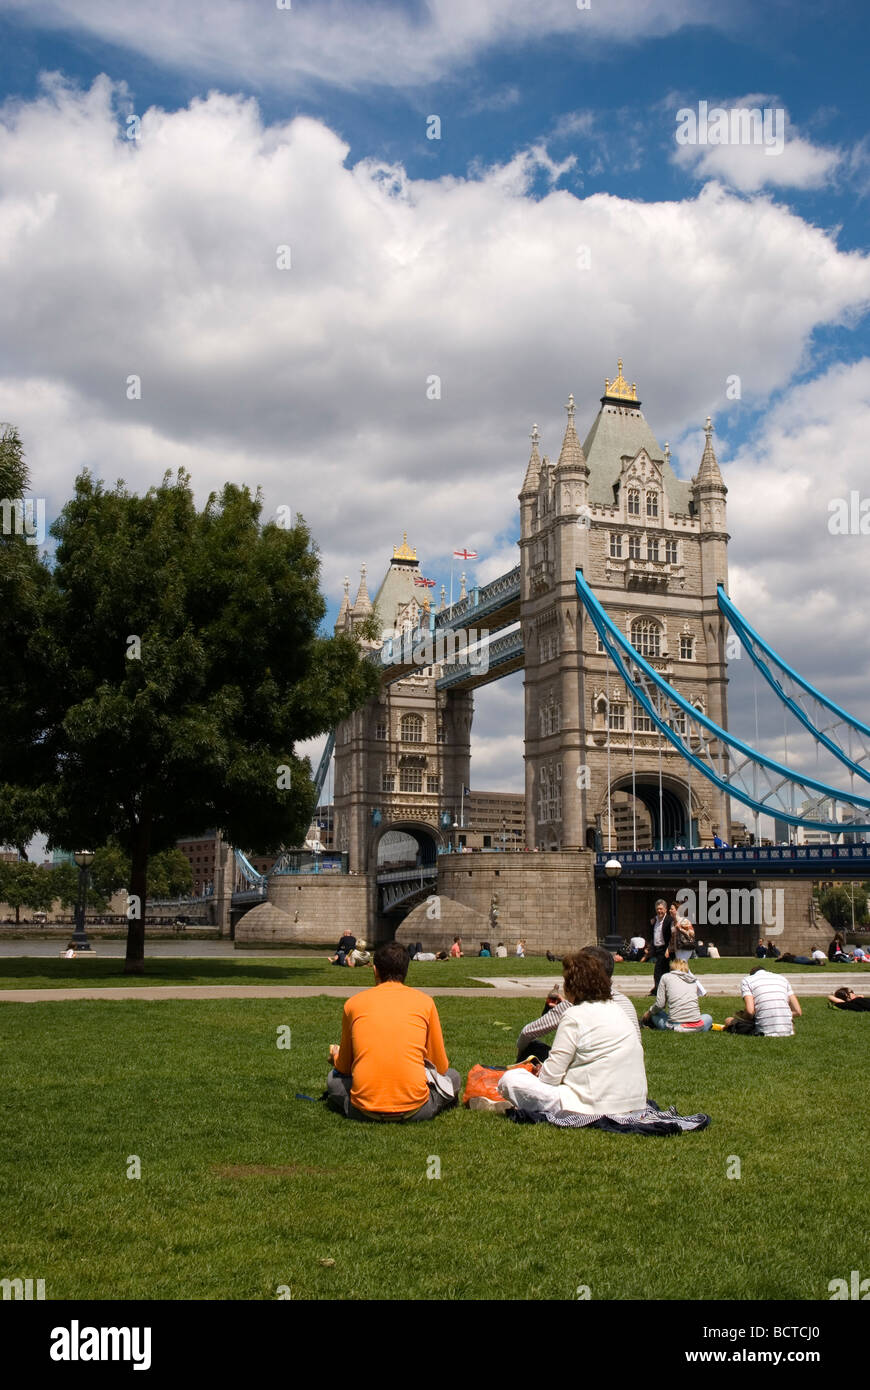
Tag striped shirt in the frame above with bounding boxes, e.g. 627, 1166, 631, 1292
517, 991, 641, 1052
740, 970, 795, 1036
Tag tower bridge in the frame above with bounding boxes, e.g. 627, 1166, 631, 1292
234, 360, 869, 954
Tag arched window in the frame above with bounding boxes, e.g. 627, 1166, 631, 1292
627, 489, 641, 516
680, 633, 695, 661
631, 618, 661, 658
400, 713, 423, 743
646, 491, 659, 518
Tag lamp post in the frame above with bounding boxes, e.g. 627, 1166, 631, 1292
604, 857, 622, 950
452, 819, 459, 854
68, 849, 95, 953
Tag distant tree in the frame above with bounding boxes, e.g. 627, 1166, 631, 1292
148, 847, 193, 899
2, 466, 379, 973
0, 860, 56, 923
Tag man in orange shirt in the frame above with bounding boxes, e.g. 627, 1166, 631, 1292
326, 940, 460, 1122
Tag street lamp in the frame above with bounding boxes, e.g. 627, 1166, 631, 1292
68, 849, 95, 953
452, 819, 459, 854
604, 857, 622, 949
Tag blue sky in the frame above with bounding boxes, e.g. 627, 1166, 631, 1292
1, 0, 870, 797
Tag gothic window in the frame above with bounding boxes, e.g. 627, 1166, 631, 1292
436, 721, 446, 744
609, 533, 623, 559
596, 633, 605, 654
537, 764, 563, 823
646, 491, 659, 519
399, 767, 423, 793
628, 534, 641, 560
607, 703, 626, 732
665, 539, 678, 565
381, 771, 395, 792
540, 695, 562, 737
633, 703, 654, 733
647, 537, 659, 562
426, 775, 441, 794
631, 618, 661, 658
671, 709, 688, 737
627, 489, 640, 516
400, 713, 423, 744
680, 633, 695, 661
375, 721, 387, 740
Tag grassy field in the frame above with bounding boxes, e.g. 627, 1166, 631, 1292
1, 992, 866, 1300
1, 953, 867, 991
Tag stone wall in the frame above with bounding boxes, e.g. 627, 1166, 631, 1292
234, 873, 377, 948
435, 851, 599, 955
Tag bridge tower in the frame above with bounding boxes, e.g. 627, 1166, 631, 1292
333, 537, 472, 877
519, 361, 731, 853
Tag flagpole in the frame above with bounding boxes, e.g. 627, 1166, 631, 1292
450, 555, 454, 612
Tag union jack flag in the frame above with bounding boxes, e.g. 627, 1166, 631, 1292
414, 575, 436, 587
453, 548, 478, 559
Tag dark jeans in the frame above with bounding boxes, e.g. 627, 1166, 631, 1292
652, 947, 669, 989
326, 1068, 461, 1122
516, 1039, 550, 1065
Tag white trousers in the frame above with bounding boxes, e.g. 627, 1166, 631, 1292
497, 1068, 566, 1120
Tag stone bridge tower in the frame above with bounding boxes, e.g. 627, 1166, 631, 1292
333, 537, 472, 875
519, 361, 731, 853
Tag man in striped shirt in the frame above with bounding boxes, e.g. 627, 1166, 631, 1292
516, 945, 640, 1062
724, 965, 801, 1036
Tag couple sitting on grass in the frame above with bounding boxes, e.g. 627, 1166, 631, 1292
326, 940, 648, 1125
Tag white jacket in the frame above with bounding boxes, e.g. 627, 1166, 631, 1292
538, 1000, 648, 1115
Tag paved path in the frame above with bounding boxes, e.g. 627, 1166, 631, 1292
473, 973, 860, 997
0, 975, 861, 1003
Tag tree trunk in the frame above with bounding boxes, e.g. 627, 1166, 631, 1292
124, 821, 150, 975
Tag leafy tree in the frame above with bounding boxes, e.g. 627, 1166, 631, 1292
0, 860, 55, 923
148, 847, 193, 899
3, 467, 379, 973
0, 426, 54, 857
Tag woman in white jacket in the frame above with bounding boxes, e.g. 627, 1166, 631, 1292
498, 952, 648, 1120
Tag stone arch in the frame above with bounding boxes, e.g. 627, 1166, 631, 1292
369, 820, 443, 873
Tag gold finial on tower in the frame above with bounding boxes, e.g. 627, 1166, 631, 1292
392, 531, 417, 561
603, 358, 638, 402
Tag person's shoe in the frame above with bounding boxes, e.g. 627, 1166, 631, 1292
711, 1023, 725, 1031
468, 1096, 514, 1114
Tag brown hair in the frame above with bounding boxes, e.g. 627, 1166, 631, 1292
561, 951, 612, 1005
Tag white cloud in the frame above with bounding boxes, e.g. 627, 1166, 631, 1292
671, 96, 842, 191
0, 0, 726, 93
3, 76, 870, 793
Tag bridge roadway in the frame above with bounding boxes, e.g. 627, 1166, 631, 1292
596, 844, 870, 878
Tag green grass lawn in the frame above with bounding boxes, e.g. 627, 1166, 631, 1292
1, 993, 866, 1300
1, 952, 867, 991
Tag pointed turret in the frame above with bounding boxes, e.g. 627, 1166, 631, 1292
520, 424, 542, 497
334, 575, 351, 633
352, 563, 372, 619
459, 572, 467, 600
696, 415, 725, 490
556, 394, 588, 475
439, 583, 447, 612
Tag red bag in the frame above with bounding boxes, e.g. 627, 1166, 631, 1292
462, 1060, 536, 1106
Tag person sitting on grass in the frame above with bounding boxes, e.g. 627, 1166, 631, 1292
326, 932, 356, 966
326, 941, 460, 1123
723, 965, 802, 1036
828, 987, 870, 1012
345, 939, 372, 968
450, 936, 463, 958
478, 942, 491, 957
497, 952, 648, 1122
765, 939, 782, 960
515, 945, 640, 1065
641, 958, 712, 1032
829, 933, 853, 963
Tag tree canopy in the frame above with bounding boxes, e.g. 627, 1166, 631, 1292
0, 458, 380, 972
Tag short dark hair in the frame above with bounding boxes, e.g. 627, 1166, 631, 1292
375, 941, 410, 982
580, 944, 615, 979
561, 951, 612, 1005
834, 986, 852, 1001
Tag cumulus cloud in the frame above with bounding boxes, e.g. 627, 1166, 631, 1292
671, 95, 842, 191
0, 0, 730, 93
2, 75, 870, 791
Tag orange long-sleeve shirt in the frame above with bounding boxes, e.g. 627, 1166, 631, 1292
335, 981, 450, 1114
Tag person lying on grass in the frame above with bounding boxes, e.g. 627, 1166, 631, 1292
515, 945, 639, 1064
828, 987, 870, 1012
326, 940, 460, 1123
497, 952, 647, 1122
641, 958, 713, 1032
